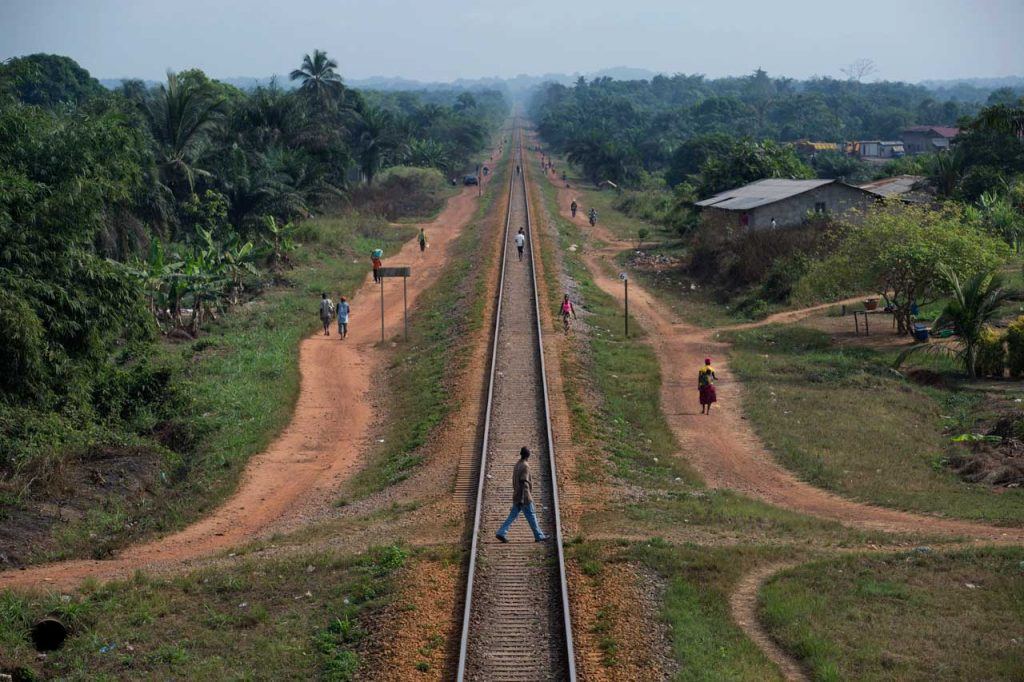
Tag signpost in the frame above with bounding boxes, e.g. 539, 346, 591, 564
619, 272, 629, 338
377, 266, 412, 342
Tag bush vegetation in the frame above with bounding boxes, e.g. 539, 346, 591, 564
0, 50, 505, 563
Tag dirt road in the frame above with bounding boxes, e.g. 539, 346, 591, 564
0, 174, 493, 592
541, 162, 1024, 544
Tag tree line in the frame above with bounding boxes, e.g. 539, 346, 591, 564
0, 51, 506, 409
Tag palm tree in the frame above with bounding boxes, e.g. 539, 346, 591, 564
142, 71, 226, 201
351, 105, 403, 186
290, 50, 345, 107
141, 71, 225, 199
930, 146, 965, 197
898, 266, 1014, 378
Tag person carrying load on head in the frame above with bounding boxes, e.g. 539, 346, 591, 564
371, 248, 383, 283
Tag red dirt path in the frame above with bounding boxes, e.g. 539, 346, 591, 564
542, 161, 1024, 544
0, 176, 491, 592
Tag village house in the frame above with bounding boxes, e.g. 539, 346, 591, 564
858, 174, 932, 204
901, 125, 959, 154
846, 140, 905, 160
695, 178, 879, 231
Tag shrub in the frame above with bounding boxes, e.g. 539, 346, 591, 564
976, 326, 1006, 378
1007, 316, 1024, 377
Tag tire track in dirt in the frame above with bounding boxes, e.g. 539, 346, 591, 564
0, 165, 498, 592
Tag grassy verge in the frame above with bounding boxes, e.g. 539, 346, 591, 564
531, 157, 915, 678
633, 540, 790, 681
345, 143, 509, 498
760, 547, 1024, 681
4, 214, 414, 567
0, 545, 407, 680
727, 324, 1024, 525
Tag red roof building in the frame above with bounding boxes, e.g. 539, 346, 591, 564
902, 126, 960, 154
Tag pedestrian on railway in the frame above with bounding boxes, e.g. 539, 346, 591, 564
515, 227, 526, 261
698, 358, 718, 415
418, 227, 427, 254
495, 447, 548, 543
318, 292, 334, 336
336, 296, 350, 339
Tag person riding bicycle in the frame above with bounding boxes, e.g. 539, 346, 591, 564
588, 208, 597, 226
570, 199, 578, 218
560, 294, 577, 330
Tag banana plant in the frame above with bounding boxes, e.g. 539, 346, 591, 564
259, 215, 298, 267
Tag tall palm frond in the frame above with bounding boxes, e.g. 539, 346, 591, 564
289, 49, 345, 107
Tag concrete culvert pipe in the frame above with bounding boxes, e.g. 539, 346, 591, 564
30, 617, 68, 651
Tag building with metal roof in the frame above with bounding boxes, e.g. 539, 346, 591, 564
695, 178, 878, 231
858, 174, 932, 203
902, 126, 960, 154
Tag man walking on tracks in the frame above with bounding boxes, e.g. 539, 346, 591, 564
495, 447, 548, 543
515, 227, 526, 261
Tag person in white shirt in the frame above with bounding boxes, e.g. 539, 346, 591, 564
318, 293, 334, 336
514, 228, 526, 261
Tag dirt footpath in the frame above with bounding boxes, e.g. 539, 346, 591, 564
544, 168, 1024, 544
0, 177, 492, 592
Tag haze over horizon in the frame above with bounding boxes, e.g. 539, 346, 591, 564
2, 0, 1023, 85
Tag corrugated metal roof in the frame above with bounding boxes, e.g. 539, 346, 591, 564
859, 175, 925, 197
695, 178, 835, 210
903, 125, 960, 138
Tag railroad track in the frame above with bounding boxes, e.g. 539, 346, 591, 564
456, 127, 576, 681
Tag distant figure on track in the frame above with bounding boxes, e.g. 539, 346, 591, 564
699, 358, 718, 415
336, 296, 350, 339
517, 164, 521, 175
570, 199, 578, 218
495, 447, 548, 543
588, 208, 597, 227
418, 228, 427, 254
319, 293, 334, 336
515, 227, 526, 261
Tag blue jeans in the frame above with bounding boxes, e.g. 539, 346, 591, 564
497, 502, 545, 540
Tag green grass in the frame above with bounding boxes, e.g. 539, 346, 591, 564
0, 545, 408, 680
760, 547, 1024, 681
727, 324, 1024, 525
14, 214, 414, 566
346, 143, 510, 497
631, 540, 789, 681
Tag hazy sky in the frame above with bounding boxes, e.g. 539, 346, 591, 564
2, 0, 1022, 83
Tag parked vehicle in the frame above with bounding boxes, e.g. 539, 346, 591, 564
464, 175, 479, 186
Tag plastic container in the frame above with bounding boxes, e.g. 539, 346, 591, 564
912, 323, 930, 342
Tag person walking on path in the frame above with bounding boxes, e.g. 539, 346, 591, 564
418, 228, 427, 254
515, 227, 526, 261
371, 249, 383, 284
570, 199, 578, 218
560, 294, 577, 333
495, 447, 548, 543
318, 293, 334, 336
336, 296, 350, 339
698, 358, 718, 414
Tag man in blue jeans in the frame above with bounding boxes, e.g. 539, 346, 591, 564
495, 447, 549, 543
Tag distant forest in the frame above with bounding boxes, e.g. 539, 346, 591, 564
529, 70, 1024, 194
